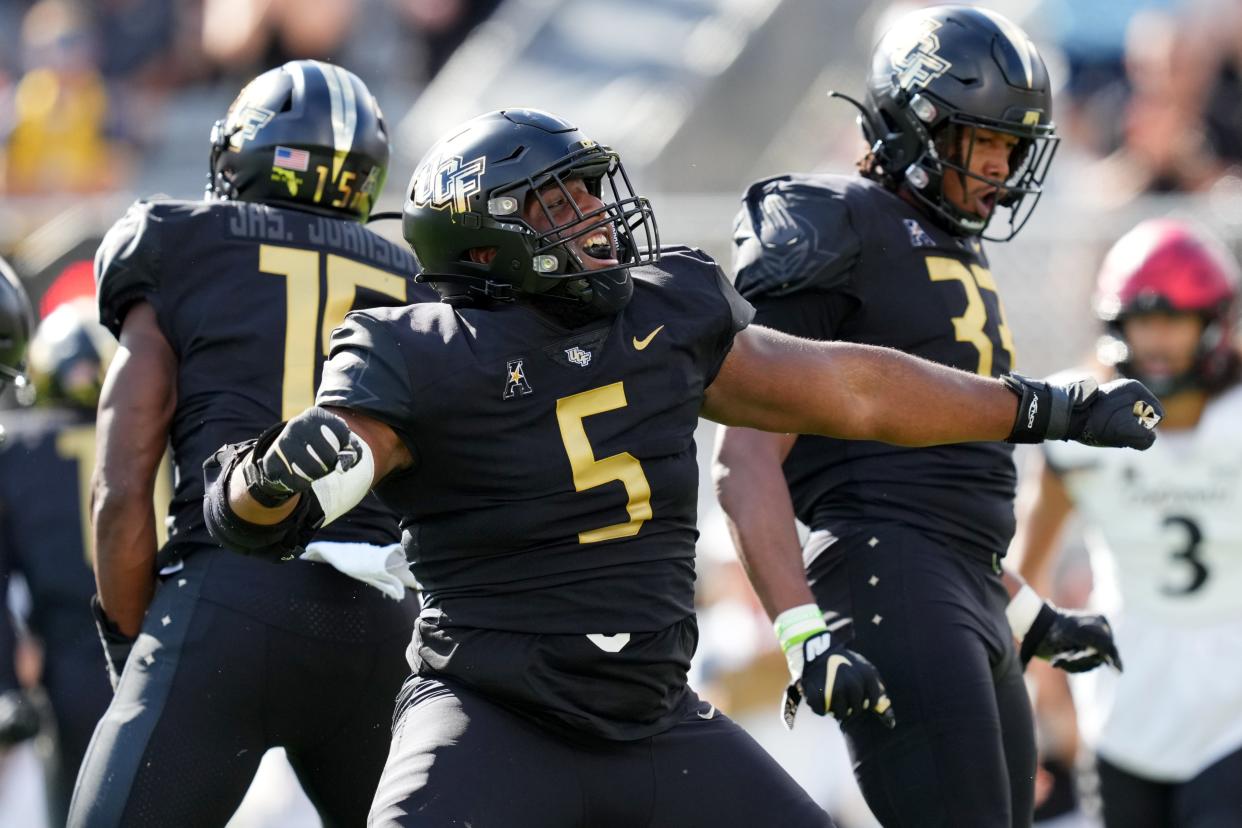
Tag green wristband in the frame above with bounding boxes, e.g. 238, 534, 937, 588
774, 603, 829, 654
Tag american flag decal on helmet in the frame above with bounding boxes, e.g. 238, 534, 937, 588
274, 146, 310, 171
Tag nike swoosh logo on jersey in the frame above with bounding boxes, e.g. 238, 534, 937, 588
586, 633, 631, 652
697, 703, 716, 720
632, 325, 665, 350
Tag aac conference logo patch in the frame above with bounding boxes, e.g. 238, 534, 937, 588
503, 359, 533, 399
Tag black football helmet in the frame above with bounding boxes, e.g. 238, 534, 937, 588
28, 298, 115, 410
0, 257, 33, 395
401, 108, 659, 316
842, 5, 1058, 240
208, 60, 389, 222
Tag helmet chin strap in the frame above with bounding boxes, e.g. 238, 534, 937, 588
580, 267, 633, 316
543, 229, 634, 317
549, 267, 632, 316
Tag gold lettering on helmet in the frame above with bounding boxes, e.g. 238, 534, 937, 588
1022, 110, 1040, 126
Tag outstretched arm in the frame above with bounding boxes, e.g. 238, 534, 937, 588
702, 324, 1161, 450
703, 325, 1016, 444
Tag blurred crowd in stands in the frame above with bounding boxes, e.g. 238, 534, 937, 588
0, 0, 502, 195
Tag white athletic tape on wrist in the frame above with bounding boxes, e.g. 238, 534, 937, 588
774, 603, 829, 682
1006, 584, 1045, 642
311, 437, 375, 526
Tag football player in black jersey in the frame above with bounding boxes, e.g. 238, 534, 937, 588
716, 7, 1121, 827
203, 107, 1159, 827
0, 257, 33, 411
67, 61, 433, 827
0, 300, 117, 826
0, 255, 36, 767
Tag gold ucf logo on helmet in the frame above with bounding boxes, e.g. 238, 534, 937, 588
412, 153, 487, 215
890, 18, 952, 90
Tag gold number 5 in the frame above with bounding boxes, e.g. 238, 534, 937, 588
259, 244, 407, 419
556, 382, 653, 544
925, 256, 1016, 376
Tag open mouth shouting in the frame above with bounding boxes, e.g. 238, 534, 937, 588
974, 187, 999, 218
574, 229, 619, 269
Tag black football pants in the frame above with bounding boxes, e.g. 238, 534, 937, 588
67, 550, 418, 827
1097, 745, 1242, 828
808, 526, 1037, 828
367, 675, 834, 827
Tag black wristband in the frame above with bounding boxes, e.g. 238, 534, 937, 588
1019, 603, 1057, 665
1002, 374, 1053, 443
90, 594, 136, 646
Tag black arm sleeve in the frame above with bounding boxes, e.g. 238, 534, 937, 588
95, 201, 162, 338
202, 424, 322, 559
731, 176, 862, 302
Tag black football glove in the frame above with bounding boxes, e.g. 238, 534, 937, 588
784, 633, 896, 729
91, 594, 137, 691
243, 406, 360, 507
0, 689, 40, 747
1003, 374, 1163, 449
1021, 603, 1122, 674
775, 605, 895, 730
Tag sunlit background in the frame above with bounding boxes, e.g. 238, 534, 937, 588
1, 0, 1240, 825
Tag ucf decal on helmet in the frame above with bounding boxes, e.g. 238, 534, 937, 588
208, 60, 389, 222
402, 108, 659, 316
834, 5, 1059, 240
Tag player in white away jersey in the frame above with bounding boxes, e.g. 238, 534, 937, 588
1015, 218, 1242, 828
